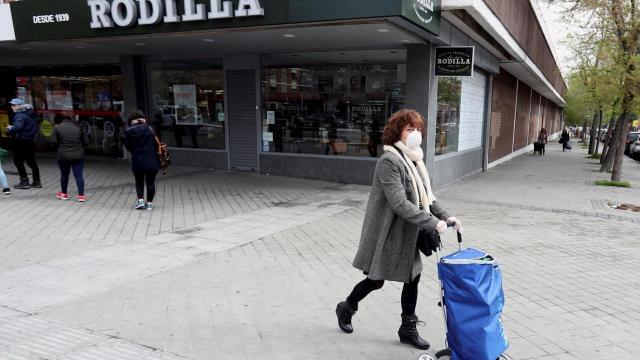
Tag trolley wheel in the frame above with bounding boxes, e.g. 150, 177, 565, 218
416, 354, 436, 360
434, 349, 451, 359
434, 349, 509, 360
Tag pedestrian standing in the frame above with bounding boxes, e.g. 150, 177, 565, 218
123, 110, 160, 210
6, 98, 41, 189
537, 128, 549, 155
52, 112, 89, 202
335, 109, 462, 350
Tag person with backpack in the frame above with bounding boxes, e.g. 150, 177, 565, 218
334, 109, 462, 350
123, 109, 161, 210
6, 98, 41, 189
536, 128, 549, 155
52, 112, 90, 202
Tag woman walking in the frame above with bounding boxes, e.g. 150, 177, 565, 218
124, 110, 160, 210
559, 128, 570, 151
52, 112, 90, 202
335, 109, 462, 350
537, 128, 549, 155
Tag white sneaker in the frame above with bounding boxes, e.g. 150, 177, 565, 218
135, 199, 146, 209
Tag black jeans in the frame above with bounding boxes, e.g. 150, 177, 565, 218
134, 171, 158, 202
58, 159, 84, 195
346, 274, 422, 315
13, 139, 40, 181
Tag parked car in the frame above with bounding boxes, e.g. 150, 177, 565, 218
625, 131, 640, 155
630, 140, 640, 160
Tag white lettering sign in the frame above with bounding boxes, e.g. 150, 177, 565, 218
138, 0, 164, 25
88, 0, 265, 28
32, 13, 71, 24
437, 59, 472, 65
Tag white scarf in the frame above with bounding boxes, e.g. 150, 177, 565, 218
384, 141, 436, 207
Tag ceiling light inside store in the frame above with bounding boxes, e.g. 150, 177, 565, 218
135, 42, 146, 46
203, 38, 215, 42
401, 40, 412, 43
20, 47, 30, 50
283, 34, 296, 38
75, 46, 85, 49
377, 28, 390, 33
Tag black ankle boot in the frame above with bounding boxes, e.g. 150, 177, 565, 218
335, 301, 357, 333
398, 313, 430, 350
30, 180, 42, 188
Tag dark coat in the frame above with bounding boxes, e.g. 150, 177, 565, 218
124, 124, 160, 173
8, 107, 38, 141
52, 119, 90, 161
352, 153, 450, 283
560, 131, 570, 144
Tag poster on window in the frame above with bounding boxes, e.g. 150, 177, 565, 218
45, 90, 73, 110
458, 72, 486, 151
173, 84, 198, 125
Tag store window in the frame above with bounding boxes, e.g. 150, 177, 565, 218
436, 70, 487, 155
149, 60, 225, 150
262, 50, 407, 157
14, 69, 125, 156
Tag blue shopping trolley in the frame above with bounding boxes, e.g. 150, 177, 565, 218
423, 230, 510, 360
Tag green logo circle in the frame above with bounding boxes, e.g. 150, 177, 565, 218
41, 120, 53, 137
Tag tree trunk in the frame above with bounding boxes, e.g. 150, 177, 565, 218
588, 111, 599, 154
601, 115, 624, 172
601, 115, 616, 164
612, 113, 630, 181
594, 110, 603, 155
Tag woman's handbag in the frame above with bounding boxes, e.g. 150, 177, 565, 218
154, 136, 171, 174
417, 229, 441, 257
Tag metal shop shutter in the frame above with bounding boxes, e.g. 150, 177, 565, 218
227, 70, 258, 171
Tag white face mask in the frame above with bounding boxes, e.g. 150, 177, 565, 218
405, 130, 422, 149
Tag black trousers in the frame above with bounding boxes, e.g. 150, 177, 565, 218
346, 274, 422, 315
134, 171, 158, 202
13, 139, 40, 181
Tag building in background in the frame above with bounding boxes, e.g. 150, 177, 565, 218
0, 0, 565, 186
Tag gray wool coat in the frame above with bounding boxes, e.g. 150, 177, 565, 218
352, 152, 450, 283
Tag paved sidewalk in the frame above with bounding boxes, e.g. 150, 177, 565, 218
0, 141, 638, 359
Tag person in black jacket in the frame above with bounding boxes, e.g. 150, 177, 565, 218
124, 110, 161, 210
559, 129, 571, 151
6, 98, 41, 189
52, 112, 90, 202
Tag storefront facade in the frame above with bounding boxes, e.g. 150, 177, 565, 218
0, 0, 565, 187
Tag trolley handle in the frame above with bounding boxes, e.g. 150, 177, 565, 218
446, 223, 463, 244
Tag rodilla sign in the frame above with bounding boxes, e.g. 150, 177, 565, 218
11, 0, 440, 42
88, 0, 264, 28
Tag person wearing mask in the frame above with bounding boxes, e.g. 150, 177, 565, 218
334, 109, 462, 350
123, 110, 160, 210
6, 98, 41, 189
52, 112, 90, 202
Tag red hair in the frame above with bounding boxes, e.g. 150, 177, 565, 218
383, 109, 426, 145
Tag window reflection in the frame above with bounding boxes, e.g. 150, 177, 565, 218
15, 72, 125, 157
149, 61, 225, 150
262, 52, 406, 158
